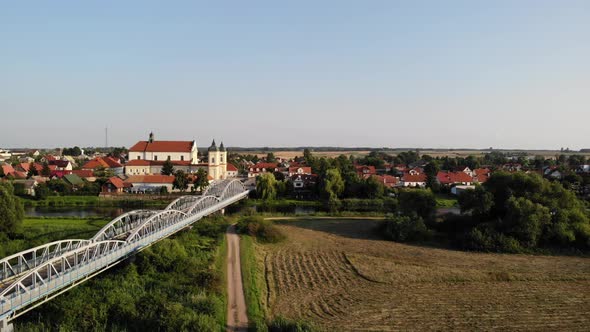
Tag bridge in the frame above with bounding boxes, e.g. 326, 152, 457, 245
0, 179, 249, 331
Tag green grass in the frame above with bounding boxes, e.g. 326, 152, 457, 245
214, 235, 228, 329
0, 217, 109, 258
240, 235, 268, 331
435, 194, 458, 208
21, 195, 171, 208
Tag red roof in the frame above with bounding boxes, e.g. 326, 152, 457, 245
227, 163, 238, 172
402, 172, 427, 183
289, 166, 312, 174
250, 163, 279, 170
71, 169, 95, 178
125, 159, 192, 167
129, 141, 194, 153
125, 175, 174, 184
436, 171, 473, 185
125, 159, 152, 166
372, 175, 399, 187
83, 157, 122, 169
1, 164, 15, 176
106, 176, 129, 189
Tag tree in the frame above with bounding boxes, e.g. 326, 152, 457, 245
266, 152, 277, 162
193, 168, 209, 192
256, 173, 277, 200
27, 162, 38, 178
458, 186, 493, 218
398, 189, 436, 222
364, 176, 385, 198
424, 162, 440, 191
161, 158, 175, 176
173, 170, 189, 192
0, 165, 4, 178
320, 168, 345, 201
0, 182, 24, 235
502, 197, 550, 248
41, 162, 51, 177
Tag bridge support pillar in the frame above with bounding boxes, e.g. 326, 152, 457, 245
0, 319, 13, 332
221, 208, 225, 215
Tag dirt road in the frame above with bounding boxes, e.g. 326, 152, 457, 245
226, 225, 248, 332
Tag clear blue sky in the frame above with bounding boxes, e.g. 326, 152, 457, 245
1, 1, 588, 150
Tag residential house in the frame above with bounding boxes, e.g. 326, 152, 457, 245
1, 164, 15, 177
82, 157, 124, 175
473, 168, 491, 183
101, 176, 131, 193
288, 166, 312, 176
401, 172, 427, 187
356, 165, 377, 179
226, 163, 239, 178
436, 171, 474, 186
248, 162, 279, 178
71, 169, 96, 182
372, 175, 399, 188
11, 179, 38, 196
63, 174, 85, 190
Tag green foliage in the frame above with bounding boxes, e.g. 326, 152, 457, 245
160, 157, 175, 175
236, 215, 285, 243
0, 182, 24, 236
383, 214, 430, 242
458, 186, 493, 217
41, 162, 51, 177
364, 176, 385, 198
193, 168, 209, 192
320, 168, 344, 200
27, 162, 38, 178
398, 189, 436, 222
172, 170, 189, 192
268, 316, 319, 332
257, 173, 278, 201
14, 217, 228, 331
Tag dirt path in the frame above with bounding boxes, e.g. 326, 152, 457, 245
226, 225, 248, 332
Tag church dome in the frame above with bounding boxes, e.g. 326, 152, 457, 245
208, 139, 218, 151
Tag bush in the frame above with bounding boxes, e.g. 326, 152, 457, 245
236, 216, 285, 243
268, 316, 319, 332
383, 214, 430, 242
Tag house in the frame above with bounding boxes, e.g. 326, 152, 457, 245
372, 175, 399, 188
288, 167, 312, 176
63, 174, 85, 189
101, 176, 131, 193
248, 163, 279, 178
226, 163, 239, 178
544, 166, 563, 180
71, 169, 96, 182
576, 165, 590, 173
82, 157, 124, 175
1, 163, 15, 177
436, 171, 474, 186
502, 163, 522, 172
49, 159, 73, 172
473, 168, 491, 183
454, 166, 475, 177
355, 165, 377, 179
401, 172, 427, 187
11, 179, 38, 196
125, 174, 175, 193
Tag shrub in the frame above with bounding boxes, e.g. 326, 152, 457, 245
268, 316, 318, 332
236, 216, 285, 243
383, 214, 430, 242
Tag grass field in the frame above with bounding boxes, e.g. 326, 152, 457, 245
0, 218, 109, 258
253, 218, 590, 331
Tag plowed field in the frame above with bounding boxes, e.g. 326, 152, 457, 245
257, 218, 590, 331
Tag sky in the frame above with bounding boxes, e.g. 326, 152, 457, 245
0, 1, 588, 150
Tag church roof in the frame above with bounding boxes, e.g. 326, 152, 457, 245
208, 139, 218, 151
129, 141, 194, 153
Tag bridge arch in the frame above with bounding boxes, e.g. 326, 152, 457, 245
185, 195, 221, 215
0, 239, 90, 283
92, 210, 158, 242
165, 195, 202, 212
220, 179, 247, 201
125, 210, 187, 243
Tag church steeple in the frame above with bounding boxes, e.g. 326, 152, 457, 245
208, 139, 218, 151
219, 141, 226, 152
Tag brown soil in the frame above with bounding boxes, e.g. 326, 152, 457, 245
258, 218, 590, 331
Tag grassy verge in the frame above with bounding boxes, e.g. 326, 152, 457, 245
214, 235, 228, 329
20, 195, 171, 208
0, 217, 109, 257
435, 194, 458, 208
240, 235, 267, 331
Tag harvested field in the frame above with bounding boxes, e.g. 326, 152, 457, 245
257, 218, 590, 331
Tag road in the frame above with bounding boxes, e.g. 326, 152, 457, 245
226, 225, 248, 332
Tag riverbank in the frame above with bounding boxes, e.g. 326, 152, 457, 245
19, 195, 173, 208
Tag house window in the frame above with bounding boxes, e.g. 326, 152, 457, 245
154, 156, 158, 161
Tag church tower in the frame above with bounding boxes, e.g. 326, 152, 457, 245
219, 142, 227, 179
208, 140, 219, 180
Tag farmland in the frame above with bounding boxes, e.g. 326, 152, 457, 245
252, 218, 590, 331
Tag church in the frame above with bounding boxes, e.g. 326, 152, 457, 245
125, 133, 229, 180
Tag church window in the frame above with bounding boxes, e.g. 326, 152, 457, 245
180, 156, 184, 161
154, 156, 158, 161
137, 156, 140, 160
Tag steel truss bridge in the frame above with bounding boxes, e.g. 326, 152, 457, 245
0, 179, 248, 330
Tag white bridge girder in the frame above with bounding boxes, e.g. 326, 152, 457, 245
0, 179, 249, 326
